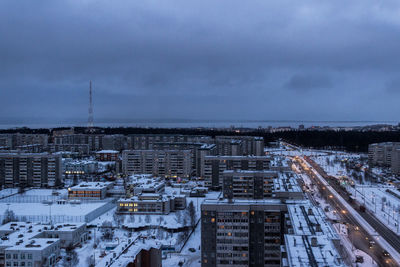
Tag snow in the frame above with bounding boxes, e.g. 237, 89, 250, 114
333, 223, 378, 267
301, 157, 400, 263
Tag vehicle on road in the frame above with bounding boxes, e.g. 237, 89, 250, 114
355, 255, 364, 263
382, 250, 390, 257
368, 240, 375, 249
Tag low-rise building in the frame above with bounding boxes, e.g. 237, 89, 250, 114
96, 150, 119, 161
4, 238, 60, 267
68, 182, 114, 200
117, 193, 186, 215
126, 175, 166, 197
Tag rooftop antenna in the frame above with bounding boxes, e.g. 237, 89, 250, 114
88, 81, 94, 131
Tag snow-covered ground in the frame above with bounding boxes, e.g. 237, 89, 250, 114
333, 223, 378, 267
347, 185, 400, 235
163, 220, 202, 267
300, 157, 400, 264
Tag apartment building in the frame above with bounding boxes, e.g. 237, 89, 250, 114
128, 134, 213, 150
122, 150, 192, 178
201, 199, 286, 267
368, 142, 400, 166
214, 136, 264, 156
222, 170, 277, 199
153, 142, 216, 176
95, 150, 119, 161
201, 199, 343, 267
0, 153, 62, 188
102, 134, 129, 151
368, 142, 400, 174
53, 134, 103, 152
48, 144, 90, 156
202, 155, 270, 189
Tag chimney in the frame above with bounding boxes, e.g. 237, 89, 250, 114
308, 208, 313, 215
311, 237, 318, 247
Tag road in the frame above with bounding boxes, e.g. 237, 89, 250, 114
305, 156, 400, 253
294, 155, 398, 267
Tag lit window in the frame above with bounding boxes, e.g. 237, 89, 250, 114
211, 218, 215, 223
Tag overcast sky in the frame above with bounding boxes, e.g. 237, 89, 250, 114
1, 0, 400, 125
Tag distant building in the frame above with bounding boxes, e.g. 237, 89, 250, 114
0, 153, 62, 188
122, 150, 191, 178
53, 134, 103, 152
96, 150, 119, 161
48, 144, 90, 156
202, 155, 270, 189
128, 134, 212, 150
153, 142, 216, 176
368, 142, 400, 174
102, 134, 129, 151
214, 136, 264, 156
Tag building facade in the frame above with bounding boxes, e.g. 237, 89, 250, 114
0, 153, 62, 188
202, 155, 270, 189
122, 150, 191, 178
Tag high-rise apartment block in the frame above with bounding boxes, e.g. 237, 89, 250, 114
368, 142, 400, 174
214, 136, 264, 156
0, 153, 62, 188
201, 199, 343, 267
122, 150, 192, 178
0, 133, 48, 150
222, 170, 303, 200
202, 155, 270, 189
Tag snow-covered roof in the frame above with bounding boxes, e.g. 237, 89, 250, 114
69, 182, 113, 191
5, 238, 59, 251
284, 234, 345, 267
96, 150, 119, 154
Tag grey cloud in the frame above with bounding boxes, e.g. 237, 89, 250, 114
385, 79, 400, 94
1, 0, 400, 124
284, 74, 333, 91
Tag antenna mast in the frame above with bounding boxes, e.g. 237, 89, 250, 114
88, 81, 94, 130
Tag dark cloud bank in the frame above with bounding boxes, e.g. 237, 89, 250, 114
1, 0, 400, 125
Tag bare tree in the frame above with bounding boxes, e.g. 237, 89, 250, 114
188, 201, 196, 230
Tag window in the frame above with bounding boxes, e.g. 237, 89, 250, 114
21, 254, 25, 259
6, 254, 11, 259
13, 254, 18, 259
27, 254, 32, 260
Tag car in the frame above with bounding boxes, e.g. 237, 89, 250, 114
189, 248, 196, 252
355, 256, 364, 263
383, 250, 390, 257
368, 241, 375, 249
